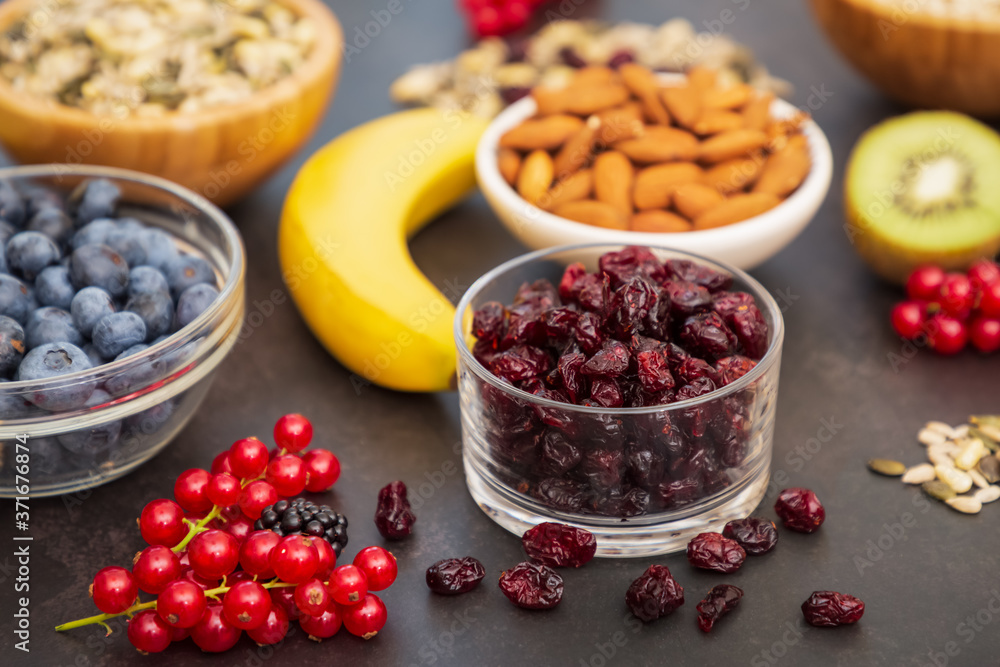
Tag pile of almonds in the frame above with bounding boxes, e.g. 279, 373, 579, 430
868, 416, 1000, 514
497, 63, 811, 233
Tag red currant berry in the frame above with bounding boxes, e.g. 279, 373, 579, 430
890, 301, 927, 340
341, 593, 387, 640
222, 580, 271, 630
328, 564, 368, 605
227, 570, 255, 585
157, 579, 208, 628
274, 414, 313, 453
180, 564, 219, 590
127, 609, 172, 653
299, 602, 343, 641
472, 5, 504, 36
302, 449, 341, 492
269, 586, 303, 621
353, 546, 397, 591
239, 480, 278, 520
968, 258, 1000, 291
229, 437, 269, 479
207, 473, 242, 507
188, 529, 239, 579
223, 512, 254, 545
980, 281, 1000, 318
139, 498, 187, 547
270, 535, 319, 584
500, 0, 530, 30
132, 545, 182, 595
938, 273, 975, 317
211, 451, 233, 475
295, 578, 331, 616
190, 604, 242, 653
906, 265, 946, 301
240, 530, 280, 578
311, 536, 336, 580
927, 314, 968, 355
247, 604, 289, 646
174, 468, 213, 513
266, 454, 307, 497
91, 566, 137, 614
170, 626, 190, 642
970, 316, 1000, 353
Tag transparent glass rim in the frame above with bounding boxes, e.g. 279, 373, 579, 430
453, 242, 785, 415
0, 164, 245, 392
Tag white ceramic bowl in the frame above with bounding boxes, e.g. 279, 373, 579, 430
475, 77, 833, 270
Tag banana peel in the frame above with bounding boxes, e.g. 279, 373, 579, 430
279, 108, 489, 392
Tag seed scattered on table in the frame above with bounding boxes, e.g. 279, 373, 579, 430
901, 463, 936, 485
945, 497, 982, 514
974, 486, 1000, 504
867, 459, 905, 476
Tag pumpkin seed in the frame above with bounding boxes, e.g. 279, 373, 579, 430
978, 455, 1000, 484
925, 421, 957, 438
945, 497, 982, 514
901, 463, 936, 485
974, 486, 1000, 504
970, 416, 1000, 442
968, 468, 989, 489
936, 465, 973, 493
922, 480, 957, 501
868, 458, 906, 476
918, 428, 947, 447
954, 439, 986, 471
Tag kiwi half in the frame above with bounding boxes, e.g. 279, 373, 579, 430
844, 111, 1000, 284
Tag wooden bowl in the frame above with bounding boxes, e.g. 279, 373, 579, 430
0, 0, 342, 206
811, 0, 1000, 117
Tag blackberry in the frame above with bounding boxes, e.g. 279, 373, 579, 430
254, 497, 349, 555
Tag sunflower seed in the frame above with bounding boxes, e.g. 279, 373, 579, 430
953, 424, 971, 438
918, 428, 948, 447
974, 486, 1000, 504
969, 468, 990, 489
901, 463, 936, 485
868, 458, 906, 476
945, 497, 982, 514
936, 465, 973, 494
978, 456, 1000, 484
955, 439, 987, 471
922, 480, 957, 501
925, 421, 957, 438
928, 444, 955, 467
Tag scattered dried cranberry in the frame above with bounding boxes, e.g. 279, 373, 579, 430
425, 557, 485, 595
715, 356, 757, 385
696, 584, 744, 632
722, 517, 778, 555
686, 532, 746, 573
498, 562, 564, 610
374, 481, 415, 540
774, 488, 825, 533
801, 591, 865, 627
625, 565, 684, 622
521, 523, 596, 568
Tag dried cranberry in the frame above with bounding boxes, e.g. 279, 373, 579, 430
641, 294, 672, 339
472, 301, 507, 342
722, 518, 778, 555
490, 345, 552, 382
801, 591, 865, 627
558, 262, 588, 301
556, 351, 587, 403
514, 279, 557, 309
598, 246, 666, 287
680, 312, 738, 361
426, 557, 485, 595
625, 564, 684, 622
577, 273, 610, 314
532, 478, 587, 513
595, 486, 649, 516
559, 46, 587, 68
589, 378, 624, 407
581, 340, 630, 377
715, 356, 757, 385
500, 86, 531, 104
636, 348, 674, 393
775, 488, 825, 533
662, 280, 712, 316
544, 307, 579, 342
656, 478, 701, 510
374, 481, 416, 540
626, 445, 665, 489
607, 278, 657, 337
607, 49, 635, 68
728, 303, 768, 360
574, 311, 605, 354
712, 291, 755, 318
500, 312, 546, 349
578, 448, 624, 491
674, 356, 722, 386
665, 259, 733, 293
686, 532, 746, 573
499, 561, 564, 609
539, 430, 582, 476
696, 584, 743, 632
521, 522, 597, 567
472, 338, 501, 368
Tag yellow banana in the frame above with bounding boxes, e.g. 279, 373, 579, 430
279, 108, 489, 392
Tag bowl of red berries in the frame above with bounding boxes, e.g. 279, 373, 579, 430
455, 244, 784, 556
0, 165, 245, 498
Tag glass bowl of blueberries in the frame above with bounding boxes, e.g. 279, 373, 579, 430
455, 244, 783, 556
0, 165, 244, 498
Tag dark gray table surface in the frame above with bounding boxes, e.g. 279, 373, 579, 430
3, 1, 1000, 665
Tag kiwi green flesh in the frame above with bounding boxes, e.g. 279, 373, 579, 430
846, 111, 1000, 254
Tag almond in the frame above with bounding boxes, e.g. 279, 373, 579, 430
547, 83, 631, 116
692, 110, 744, 136
553, 115, 601, 177
593, 151, 634, 218
704, 157, 765, 194
672, 183, 726, 220
500, 114, 584, 150
572, 66, 620, 87
595, 103, 645, 144
698, 129, 769, 163
517, 149, 555, 206
498, 148, 521, 186
539, 169, 593, 211
630, 210, 692, 233
703, 83, 753, 110
619, 63, 670, 126
693, 192, 780, 230
753, 134, 811, 197
765, 112, 809, 145
660, 85, 703, 130
742, 92, 774, 132
615, 126, 699, 163
686, 66, 718, 90
633, 162, 703, 210
553, 199, 627, 230
533, 86, 572, 116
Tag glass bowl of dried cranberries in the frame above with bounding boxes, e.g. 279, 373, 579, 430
454, 244, 783, 556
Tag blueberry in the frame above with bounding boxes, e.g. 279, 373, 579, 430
0, 220, 18, 246
34, 265, 76, 310
105, 345, 162, 396
25, 307, 83, 349
70, 287, 116, 338
0, 275, 33, 325
72, 218, 117, 249
6, 231, 60, 281
27, 437, 64, 474
104, 219, 147, 266
0, 180, 25, 226
72, 179, 120, 225
27, 208, 74, 246
176, 283, 219, 328
92, 311, 146, 358
0, 391, 33, 418
69, 244, 129, 298
22, 186, 65, 219
56, 389, 121, 456
127, 266, 170, 297
116, 344, 149, 359
139, 228, 179, 271
165, 255, 214, 299
0, 316, 25, 377
81, 343, 107, 367
15, 342, 95, 410
126, 290, 172, 341
124, 398, 175, 435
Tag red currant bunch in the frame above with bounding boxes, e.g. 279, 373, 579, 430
458, 0, 551, 37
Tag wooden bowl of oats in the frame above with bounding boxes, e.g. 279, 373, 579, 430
0, 0, 342, 206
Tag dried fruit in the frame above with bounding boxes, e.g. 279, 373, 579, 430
498, 562, 564, 610
625, 565, 684, 622
521, 523, 597, 568
426, 557, 486, 595
374, 481, 416, 540
722, 517, 778, 555
801, 591, 865, 627
867, 459, 906, 476
686, 532, 746, 573
696, 584, 743, 632
774, 488, 825, 533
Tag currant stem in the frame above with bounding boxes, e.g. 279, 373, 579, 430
171, 505, 222, 553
